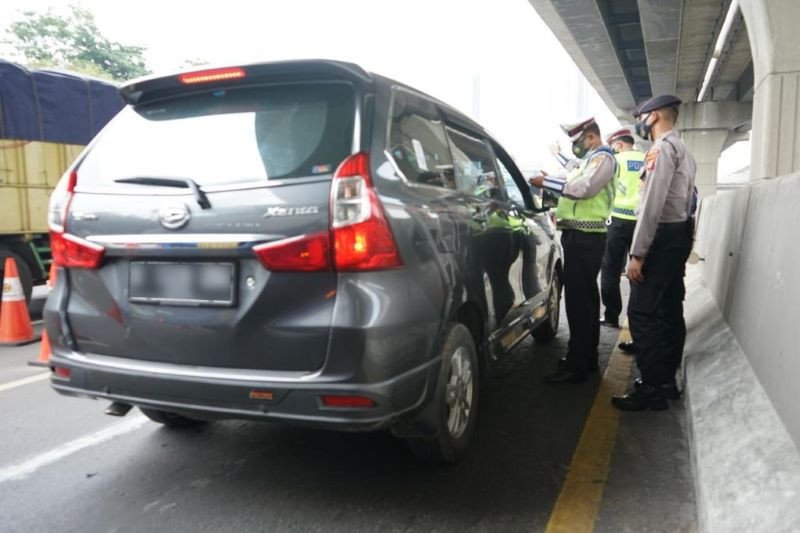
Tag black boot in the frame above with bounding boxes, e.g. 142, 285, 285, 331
611, 384, 668, 411
558, 357, 598, 373
633, 378, 682, 400
618, 341, 640, 354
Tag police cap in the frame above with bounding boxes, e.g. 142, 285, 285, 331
634, 94, 682, 116
560, 117, 597, 142
606, 128, 634, 145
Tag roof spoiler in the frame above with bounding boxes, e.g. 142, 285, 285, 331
120, 59, 372, 106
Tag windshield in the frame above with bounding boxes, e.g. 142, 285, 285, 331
77, 82, 356, 188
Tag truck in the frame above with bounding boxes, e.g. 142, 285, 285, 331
0, 58, 124, 301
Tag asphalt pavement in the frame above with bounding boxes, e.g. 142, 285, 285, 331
0, 281, 695, 533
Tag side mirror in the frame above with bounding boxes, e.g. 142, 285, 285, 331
542, 189, 559, 209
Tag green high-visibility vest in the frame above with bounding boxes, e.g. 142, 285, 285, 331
555, 148, 616, 233
611, 149, 645, 221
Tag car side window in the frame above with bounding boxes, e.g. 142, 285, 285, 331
446, 126, 502, 200
388, 90, 455, 189
495, 156, 541, 209
493, 150, 541, 211
494, 156, 522, 205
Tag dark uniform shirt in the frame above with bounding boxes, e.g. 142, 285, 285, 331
630, 130, 697, 258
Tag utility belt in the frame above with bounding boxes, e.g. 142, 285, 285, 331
612, 207, 636, 217
557, 219, 607, 232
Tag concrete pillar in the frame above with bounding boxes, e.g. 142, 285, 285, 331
679, 102, 752, 197
740, 0, 800, 180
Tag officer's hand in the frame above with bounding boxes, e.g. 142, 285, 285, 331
528, 173, 546, 188
627, 256, 645, 284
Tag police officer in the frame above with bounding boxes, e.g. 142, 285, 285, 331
529, 117, 616, 383
600, 128, 645, 329
611, 95, 697, 411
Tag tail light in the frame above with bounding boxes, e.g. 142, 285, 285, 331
330, 152, 402, 271
253, 231, 330, 272
47, 170, 77, 232
50, 232, 105, 269
251, 152, 402, 273
48, 169, 105, 269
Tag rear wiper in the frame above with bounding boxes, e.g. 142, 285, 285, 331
113, 177, 211, 209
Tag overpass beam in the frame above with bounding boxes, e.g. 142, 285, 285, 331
740, 0, 800, 180
679, 102, 752, 197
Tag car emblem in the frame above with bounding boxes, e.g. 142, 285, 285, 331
263, 205, 320, 218
159, 204, 191, 230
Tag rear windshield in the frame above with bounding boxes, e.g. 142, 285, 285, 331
77, 82, 355, 188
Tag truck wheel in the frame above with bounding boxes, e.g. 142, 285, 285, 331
406, 323, 479, 464
532, 275, 561, 342
0, 250, 33, 304
140, 408, 206, 428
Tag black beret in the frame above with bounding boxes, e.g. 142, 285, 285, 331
634, 94, 682, 116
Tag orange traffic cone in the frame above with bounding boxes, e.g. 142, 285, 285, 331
0, 256, 40, 346
29, 263, 57, 367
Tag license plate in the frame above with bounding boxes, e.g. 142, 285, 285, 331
129, 262, 236, 307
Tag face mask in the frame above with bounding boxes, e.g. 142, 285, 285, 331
635, 113, 654, 140
572, 136, 589, 158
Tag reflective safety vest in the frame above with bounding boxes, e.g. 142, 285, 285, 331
611, 149, 645, 220
555, 147, 617, 233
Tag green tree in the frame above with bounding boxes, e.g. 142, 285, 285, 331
5, 5, 149, 81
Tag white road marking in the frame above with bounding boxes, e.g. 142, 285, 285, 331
0, 372, 50, 392
0, 415, 148, 483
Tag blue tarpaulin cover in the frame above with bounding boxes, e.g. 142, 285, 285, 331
0, 59, 124, 145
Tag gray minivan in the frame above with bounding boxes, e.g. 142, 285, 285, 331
45, 60, 562, 463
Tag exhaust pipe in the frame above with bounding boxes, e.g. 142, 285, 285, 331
104, 401, 133, 417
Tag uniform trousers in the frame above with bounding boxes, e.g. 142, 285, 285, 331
600, 216, 636, 323
628, 220, 693, 387
560, 229, 607, 374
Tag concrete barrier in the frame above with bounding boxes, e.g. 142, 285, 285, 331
685, 172, 800, 531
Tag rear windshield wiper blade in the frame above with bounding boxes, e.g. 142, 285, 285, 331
113, 177, 211, 209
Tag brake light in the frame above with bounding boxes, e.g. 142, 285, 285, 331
320, 395, 376, 408
330, 152, 402, 271
178, 67, 246, 85
47, 169, 104, 269
252, 231, 330, 272
48, 170, 77, 232
50, 231, 105, 269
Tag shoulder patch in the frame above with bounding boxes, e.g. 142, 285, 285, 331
645, 149, 659, 172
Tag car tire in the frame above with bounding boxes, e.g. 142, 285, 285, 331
406, 323, 479, 464
140, 408, 206, 428
0, 250, 34, 304
532, 274, 561, 342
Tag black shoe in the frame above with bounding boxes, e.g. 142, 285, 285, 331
544, 369, 588, 384
558, 357, 599, 373
618, 341, 639, 354
611, 385, 669, 411
633, 378, 682, 400
599, 318, 619, 328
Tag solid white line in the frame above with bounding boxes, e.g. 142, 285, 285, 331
0, 372, 50, 392
0, 415, 148, 483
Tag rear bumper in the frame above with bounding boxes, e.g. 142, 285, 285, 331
49, 349, 439, 431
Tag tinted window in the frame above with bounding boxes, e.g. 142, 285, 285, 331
495, 157, 528, 206
78, 83, 355, 187
388, 90, 454, 189
447, 126, 501, 199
